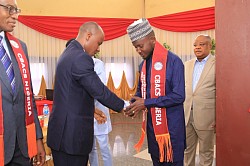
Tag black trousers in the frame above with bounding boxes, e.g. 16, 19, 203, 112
52, 149, 89, 166
5, 139, 31, 166
151, 154, 183, 166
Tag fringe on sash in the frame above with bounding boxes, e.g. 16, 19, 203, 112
156, 133, 173, 162
134, 128, 146, 153
0, 135, 4, 166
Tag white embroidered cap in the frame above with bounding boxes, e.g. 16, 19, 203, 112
127, 18, 153, 42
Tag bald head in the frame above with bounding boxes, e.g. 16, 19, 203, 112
78, 22, 104, 36
76, 22, 105, 56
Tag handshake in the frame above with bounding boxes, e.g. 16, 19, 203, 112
94, 96, 147, 124
123, 96, 147, 118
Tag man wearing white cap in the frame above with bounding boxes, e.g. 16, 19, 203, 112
125, 18, 186, 166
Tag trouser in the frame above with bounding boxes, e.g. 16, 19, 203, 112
52, 149, 89, 166
5, 139, 31, 166
89, 134, 112, 166
151, 154, 183, 166
184, 111, 215, 166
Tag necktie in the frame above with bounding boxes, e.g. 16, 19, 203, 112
0, 36, 15, 92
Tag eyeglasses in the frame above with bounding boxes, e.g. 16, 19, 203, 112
0, 4, 21, 15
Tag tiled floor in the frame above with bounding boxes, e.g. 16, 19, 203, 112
96, 112, 152, 166
93, 112, 216, 166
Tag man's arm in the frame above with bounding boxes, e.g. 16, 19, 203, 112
72, 53, 124, 112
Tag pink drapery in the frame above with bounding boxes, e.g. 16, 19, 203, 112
18, 7, 214, 41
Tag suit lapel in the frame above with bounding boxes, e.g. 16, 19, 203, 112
185, 59, 196, 95
194, 56, 215, 93
0, 37, 15, 95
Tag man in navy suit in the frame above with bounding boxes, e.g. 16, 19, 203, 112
47, 22, 125, 166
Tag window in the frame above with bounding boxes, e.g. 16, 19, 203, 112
30, 63, 45, 95
105, 63, 134, 88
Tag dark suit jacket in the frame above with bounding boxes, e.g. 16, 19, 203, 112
47, 40, 124, 155
0, 34, 42, 164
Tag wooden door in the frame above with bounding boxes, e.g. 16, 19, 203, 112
216, 1, 250, 165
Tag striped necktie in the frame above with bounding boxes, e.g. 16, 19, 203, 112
0, 36, 15, 92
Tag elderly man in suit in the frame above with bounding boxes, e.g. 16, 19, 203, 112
0, 0, 45, 165
47, 22, 125, 166
184, 34, 216, 166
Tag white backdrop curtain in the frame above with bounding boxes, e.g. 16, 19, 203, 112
13, 21, 215, 95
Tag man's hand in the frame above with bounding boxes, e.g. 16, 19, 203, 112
121, 100, 130, 114
94, 108, 107, 124
32, 139, 45, 166
124, 96, 146, 118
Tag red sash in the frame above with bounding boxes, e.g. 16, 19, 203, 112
134, 41, 173, 162
0, 87, 4, 166
0, 33, 37, 165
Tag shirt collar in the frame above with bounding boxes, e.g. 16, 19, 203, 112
0, 31, 5, 43
195, 54, 210, 63
0, 31, 12, 59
